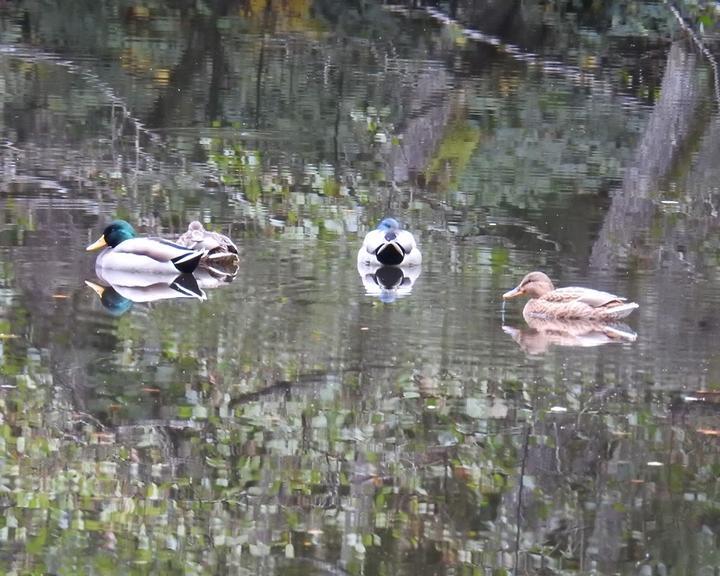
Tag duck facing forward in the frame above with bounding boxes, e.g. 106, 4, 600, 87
87, 220, 205, 274
503, 271, 639, 322
357, 218, 422, 267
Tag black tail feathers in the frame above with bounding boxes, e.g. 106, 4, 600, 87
171, 250, 204, 273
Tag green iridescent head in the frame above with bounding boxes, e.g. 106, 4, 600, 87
86, 220, 137, 250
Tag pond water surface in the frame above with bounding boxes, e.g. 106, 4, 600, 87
2, 1, 720, 574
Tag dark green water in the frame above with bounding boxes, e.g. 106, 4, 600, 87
2, 1, 720, 574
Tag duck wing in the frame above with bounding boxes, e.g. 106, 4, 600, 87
545, 287, 626, 308
395, 230, 417, 254
361, 229, 385, 254
205, 230, 238, 254
113, 237, 200, 261
112, 238, 205, 273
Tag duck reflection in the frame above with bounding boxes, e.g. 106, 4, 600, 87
85, 273, 203, 316
86, 220, 239, 315
503, 317, 637, 355
357, 262, 421, 303
86, 268, 235, 316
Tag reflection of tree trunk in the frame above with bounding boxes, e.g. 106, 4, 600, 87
255, 34, 266, 129
590, 42, 700, 270
206, 18, 228, 122
334, 47, 345, 168
656, 104, 720, 271
382, 67, 453, 183
147, 1, 235, 128
513, 423, 530, 572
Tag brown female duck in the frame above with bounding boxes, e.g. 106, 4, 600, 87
503, 271, 639, 322
176, 221, 239, 276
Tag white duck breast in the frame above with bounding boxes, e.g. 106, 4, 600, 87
358, 229, 422, 267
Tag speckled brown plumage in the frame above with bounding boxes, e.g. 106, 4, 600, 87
177, 221, 239, 275
503, 271, 639, 322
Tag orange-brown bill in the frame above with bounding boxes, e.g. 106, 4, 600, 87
502, 285, 523, 299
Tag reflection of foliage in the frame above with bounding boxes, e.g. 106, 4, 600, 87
3, 310, 720, 574
207, 139, 265, 201
243, 0, 324, 33
4, 1, 720, 572
424, 121, 481, 191
448, 0, 719, 41
203, 134, 359, 236
350, 105, 395, 144
458, 75, 640, 212
1, 0, 654, 234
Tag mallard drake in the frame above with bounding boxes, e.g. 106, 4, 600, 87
503, 318, 637, 354
503, 271, 639, 322
86, 220, 205, 274
176, 221, 239, 273
357, 218, 422, 267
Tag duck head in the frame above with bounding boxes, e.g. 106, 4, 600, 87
363, 218, 417, 266
86, 220, 137, 251
183, 221, 238, 253
503, 271, 555, 300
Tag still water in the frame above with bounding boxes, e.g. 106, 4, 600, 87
2, 0, 720, 574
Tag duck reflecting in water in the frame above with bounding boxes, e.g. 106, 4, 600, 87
357, 218, 422, 267
503, 317, 637, 355
86, 220, 239, 315
86, 272, 205, 316
503, 271, 639, 321
357, 262, 421, 303
356, 217, 422, 302
86, 220, 205, 274
86, 268, 236, 316
501, 271, 639, 354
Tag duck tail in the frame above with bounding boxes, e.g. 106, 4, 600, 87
601, 324, 638, 342
607, 302, 639, 320
171, 250, 205, 273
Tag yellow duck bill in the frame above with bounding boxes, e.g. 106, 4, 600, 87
86, 236, 108, 251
